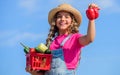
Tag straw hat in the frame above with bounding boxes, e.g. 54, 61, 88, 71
48, 3, 82, 27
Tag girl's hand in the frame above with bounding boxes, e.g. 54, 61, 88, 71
86, 3, 100, 20
25, 66, 45, 75
88, 3, 100, 9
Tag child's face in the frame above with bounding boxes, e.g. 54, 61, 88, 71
55, 11, 72, 32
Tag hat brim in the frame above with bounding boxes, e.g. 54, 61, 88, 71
48, 4, 82, 27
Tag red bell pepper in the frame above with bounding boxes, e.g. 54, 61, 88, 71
86, 7, 100, 20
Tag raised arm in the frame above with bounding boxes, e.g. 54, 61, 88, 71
79, 3, 100, 46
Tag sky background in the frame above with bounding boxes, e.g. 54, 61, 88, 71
0, 0, 120, 75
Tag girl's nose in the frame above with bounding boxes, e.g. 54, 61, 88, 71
61, 16, 65, 20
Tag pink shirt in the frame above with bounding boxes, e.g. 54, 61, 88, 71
50, 33, 84, 69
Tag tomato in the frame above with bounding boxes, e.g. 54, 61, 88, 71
29, 48, 36, 53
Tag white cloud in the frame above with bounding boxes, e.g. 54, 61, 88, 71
18, 0, 120, 14
0, 30, 47, 47
95, 0, 120, 13
94, 0, 114, 8
19, 0, 38, 13
50, 0, 120, 14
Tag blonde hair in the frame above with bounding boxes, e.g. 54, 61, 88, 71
46, 12, 79, 47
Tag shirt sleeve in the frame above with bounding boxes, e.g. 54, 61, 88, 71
75, 33, 85, 47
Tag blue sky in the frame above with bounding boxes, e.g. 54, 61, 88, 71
0, 0, 120, 75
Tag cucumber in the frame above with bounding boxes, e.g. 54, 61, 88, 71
35, 47, 43, 53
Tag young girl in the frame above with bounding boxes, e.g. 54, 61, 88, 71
26, 3, 100, 75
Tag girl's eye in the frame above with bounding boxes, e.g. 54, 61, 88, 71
56, 15, 61, 18
65, 16, 70, 18
56, 15, 70, 19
